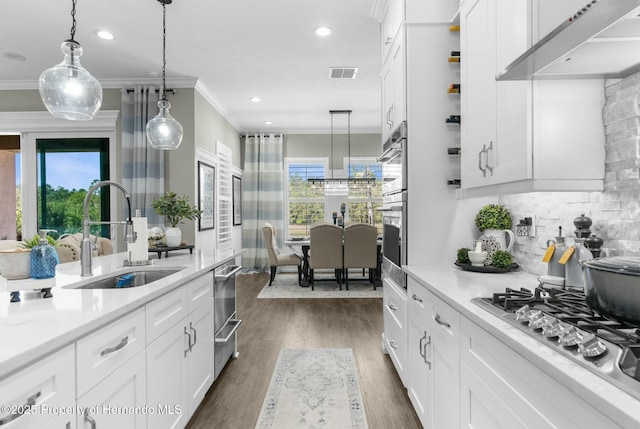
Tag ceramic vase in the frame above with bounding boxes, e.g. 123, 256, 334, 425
483, 229, 515, 252
165, 227, 181, 247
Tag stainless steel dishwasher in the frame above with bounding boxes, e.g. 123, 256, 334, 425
213, 262, 242, 379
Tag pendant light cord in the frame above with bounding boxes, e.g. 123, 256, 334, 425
330, 112, 334, 179
68, 0, 77, 43
161, 1, 168, 101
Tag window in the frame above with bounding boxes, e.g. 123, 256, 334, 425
36, 138, 110, 239
285, 159, 326, 238
284, 157, 382, 237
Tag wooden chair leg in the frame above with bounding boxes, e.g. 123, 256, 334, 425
269, 266, 276, 286
345, 269, 349, 290
297, 265, 302, 286
310, 269, 314, 290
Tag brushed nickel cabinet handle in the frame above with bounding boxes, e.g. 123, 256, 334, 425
435, 313, 451, 329
388, 303, 398, 311
184, 326, 192, 357
0, 391, 40, 425
190, 322, 197, 349
411, 293, 423, 303
84, 410, 97, 429
389, 340, 398, 349
424, 335, 432, 369
100, 336, 129, 357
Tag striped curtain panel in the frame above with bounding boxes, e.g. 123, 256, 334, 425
121, 86, 165, 226
242, 134, 284, 270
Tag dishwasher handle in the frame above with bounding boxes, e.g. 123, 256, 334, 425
215, 265, 242, 282
214, 319, 242, 344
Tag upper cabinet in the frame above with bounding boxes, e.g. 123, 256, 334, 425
458, 0, 606, 198
381, 0, 404, 60
381, 29, 406, 142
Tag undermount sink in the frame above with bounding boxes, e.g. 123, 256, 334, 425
66, 268, 183, 290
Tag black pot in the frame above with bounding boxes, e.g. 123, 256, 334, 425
581, 257, 640, 324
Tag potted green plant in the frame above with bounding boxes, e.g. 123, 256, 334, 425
474, 204, 514, 251
151, 191, 203, 247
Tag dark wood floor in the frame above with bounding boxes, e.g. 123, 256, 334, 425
186, 272, 421, 429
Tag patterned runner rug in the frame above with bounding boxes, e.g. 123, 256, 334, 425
255, 274, 382, 299
255, 348, 369, 429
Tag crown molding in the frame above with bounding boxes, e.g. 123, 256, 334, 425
0, 110, 119, 132
194, 80, 241, 133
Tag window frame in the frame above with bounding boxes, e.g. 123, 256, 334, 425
284, 157, 328, 237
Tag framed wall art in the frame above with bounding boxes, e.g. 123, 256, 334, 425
232, 175, 242, 226
198, 161, 215, 230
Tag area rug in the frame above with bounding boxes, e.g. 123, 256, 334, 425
256, 274, 382, 299
255, 348, 369, 429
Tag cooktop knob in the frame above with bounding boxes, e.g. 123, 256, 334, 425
535, 315, 557, 332
578, 333, 607, 358
542, 319, 564, 338
515, 305, 531, 322
558, 325, 583, 347
526, 310, 544, 328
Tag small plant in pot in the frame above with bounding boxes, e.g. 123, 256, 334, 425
475, 204, 514, 252
151, 192, 203, 247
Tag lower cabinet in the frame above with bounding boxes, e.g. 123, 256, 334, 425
146, 296, 214, 429
382, 276, 408, 385
0, 345, 75, 429
460, 316, 623, 429
407, 277, 460, 429
76, 350, 147, 429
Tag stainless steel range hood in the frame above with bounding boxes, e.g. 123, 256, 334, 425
497, 0, 640, 80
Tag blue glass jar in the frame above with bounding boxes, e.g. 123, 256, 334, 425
31, 231, 60, 279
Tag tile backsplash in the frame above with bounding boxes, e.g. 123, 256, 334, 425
499, 73, 640, 275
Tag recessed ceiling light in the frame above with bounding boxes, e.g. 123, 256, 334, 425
314, 26, 332, 37
264, 121, 273, 125
3, 52, 26, 61
250, 97, 261, 103
95, 30, 114, 40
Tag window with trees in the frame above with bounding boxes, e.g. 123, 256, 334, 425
285, 157, 382, 237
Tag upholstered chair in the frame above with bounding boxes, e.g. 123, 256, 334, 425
343, 223, 378, 290
56, 233, 114, 264
309, 223, 344, 290
262, 223, 302, 286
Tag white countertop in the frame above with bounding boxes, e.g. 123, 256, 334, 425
0, 248, 241, 381
403, 264, 640, 428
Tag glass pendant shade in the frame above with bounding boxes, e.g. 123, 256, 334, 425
39, 40, 103, 121
146, 99, 183, 150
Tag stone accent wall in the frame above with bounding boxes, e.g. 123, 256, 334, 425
499, 73, 640, 275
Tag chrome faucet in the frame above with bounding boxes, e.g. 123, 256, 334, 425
81, 181, 136, 276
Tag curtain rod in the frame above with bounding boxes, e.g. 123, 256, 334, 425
126, 88, 175, 94
240, 133, 284, 138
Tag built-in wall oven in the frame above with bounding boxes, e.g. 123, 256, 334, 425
377, 122, 408, 290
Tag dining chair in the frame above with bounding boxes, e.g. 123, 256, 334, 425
262, 223, 302, 286
343, 223, 378, 290
56, 233, 114, 264
309, 223, 344, 290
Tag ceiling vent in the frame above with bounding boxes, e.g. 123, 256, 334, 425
329, 67, 358, 79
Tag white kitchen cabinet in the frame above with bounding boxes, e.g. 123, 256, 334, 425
0, 345, 75, 429
381, 29, 406, 142
39, 414, 76, 429
459, 0, 605, 197
381, 0, 404, 60
146, 274, 214, 429
460, 316, 623, 429
407, 277, 460, 429
77, 350, 147, 429
382, 276, 408, 386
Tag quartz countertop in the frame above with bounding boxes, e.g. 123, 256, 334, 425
403, 264, 640, 428
0, 248, 241, 380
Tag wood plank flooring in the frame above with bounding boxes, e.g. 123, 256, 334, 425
186, 272, 421, 429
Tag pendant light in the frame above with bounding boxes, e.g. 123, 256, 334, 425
146, 0, 183, 150
39, 0, 103, 121
308, 110, 375, 195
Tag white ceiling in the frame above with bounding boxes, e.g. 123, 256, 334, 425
0, 0, 382, 134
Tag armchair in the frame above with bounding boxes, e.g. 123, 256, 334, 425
309, 223, 344, 290
343, 223, 378, 290
262, 223, 302, 286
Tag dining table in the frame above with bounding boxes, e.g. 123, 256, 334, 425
284, 237, 382, 287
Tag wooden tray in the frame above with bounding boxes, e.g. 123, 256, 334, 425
454, 261, 519, 273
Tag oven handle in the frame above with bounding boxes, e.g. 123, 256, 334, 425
215, 265, 242, 282
378, 206, 403, 212
214, 319, 242, 344
376, 143, 402, 163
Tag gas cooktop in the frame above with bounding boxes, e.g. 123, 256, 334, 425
473, 286, 640, 401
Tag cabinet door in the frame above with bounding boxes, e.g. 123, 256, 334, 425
392, 38, 406, 131
461, 0, 495, 188
186, 299, 214, 417
381, 57, 395, 142
147, 319, 189, 429
77, 351, 146, 429
39, 413, 76, 429
407, 314, 432, 428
